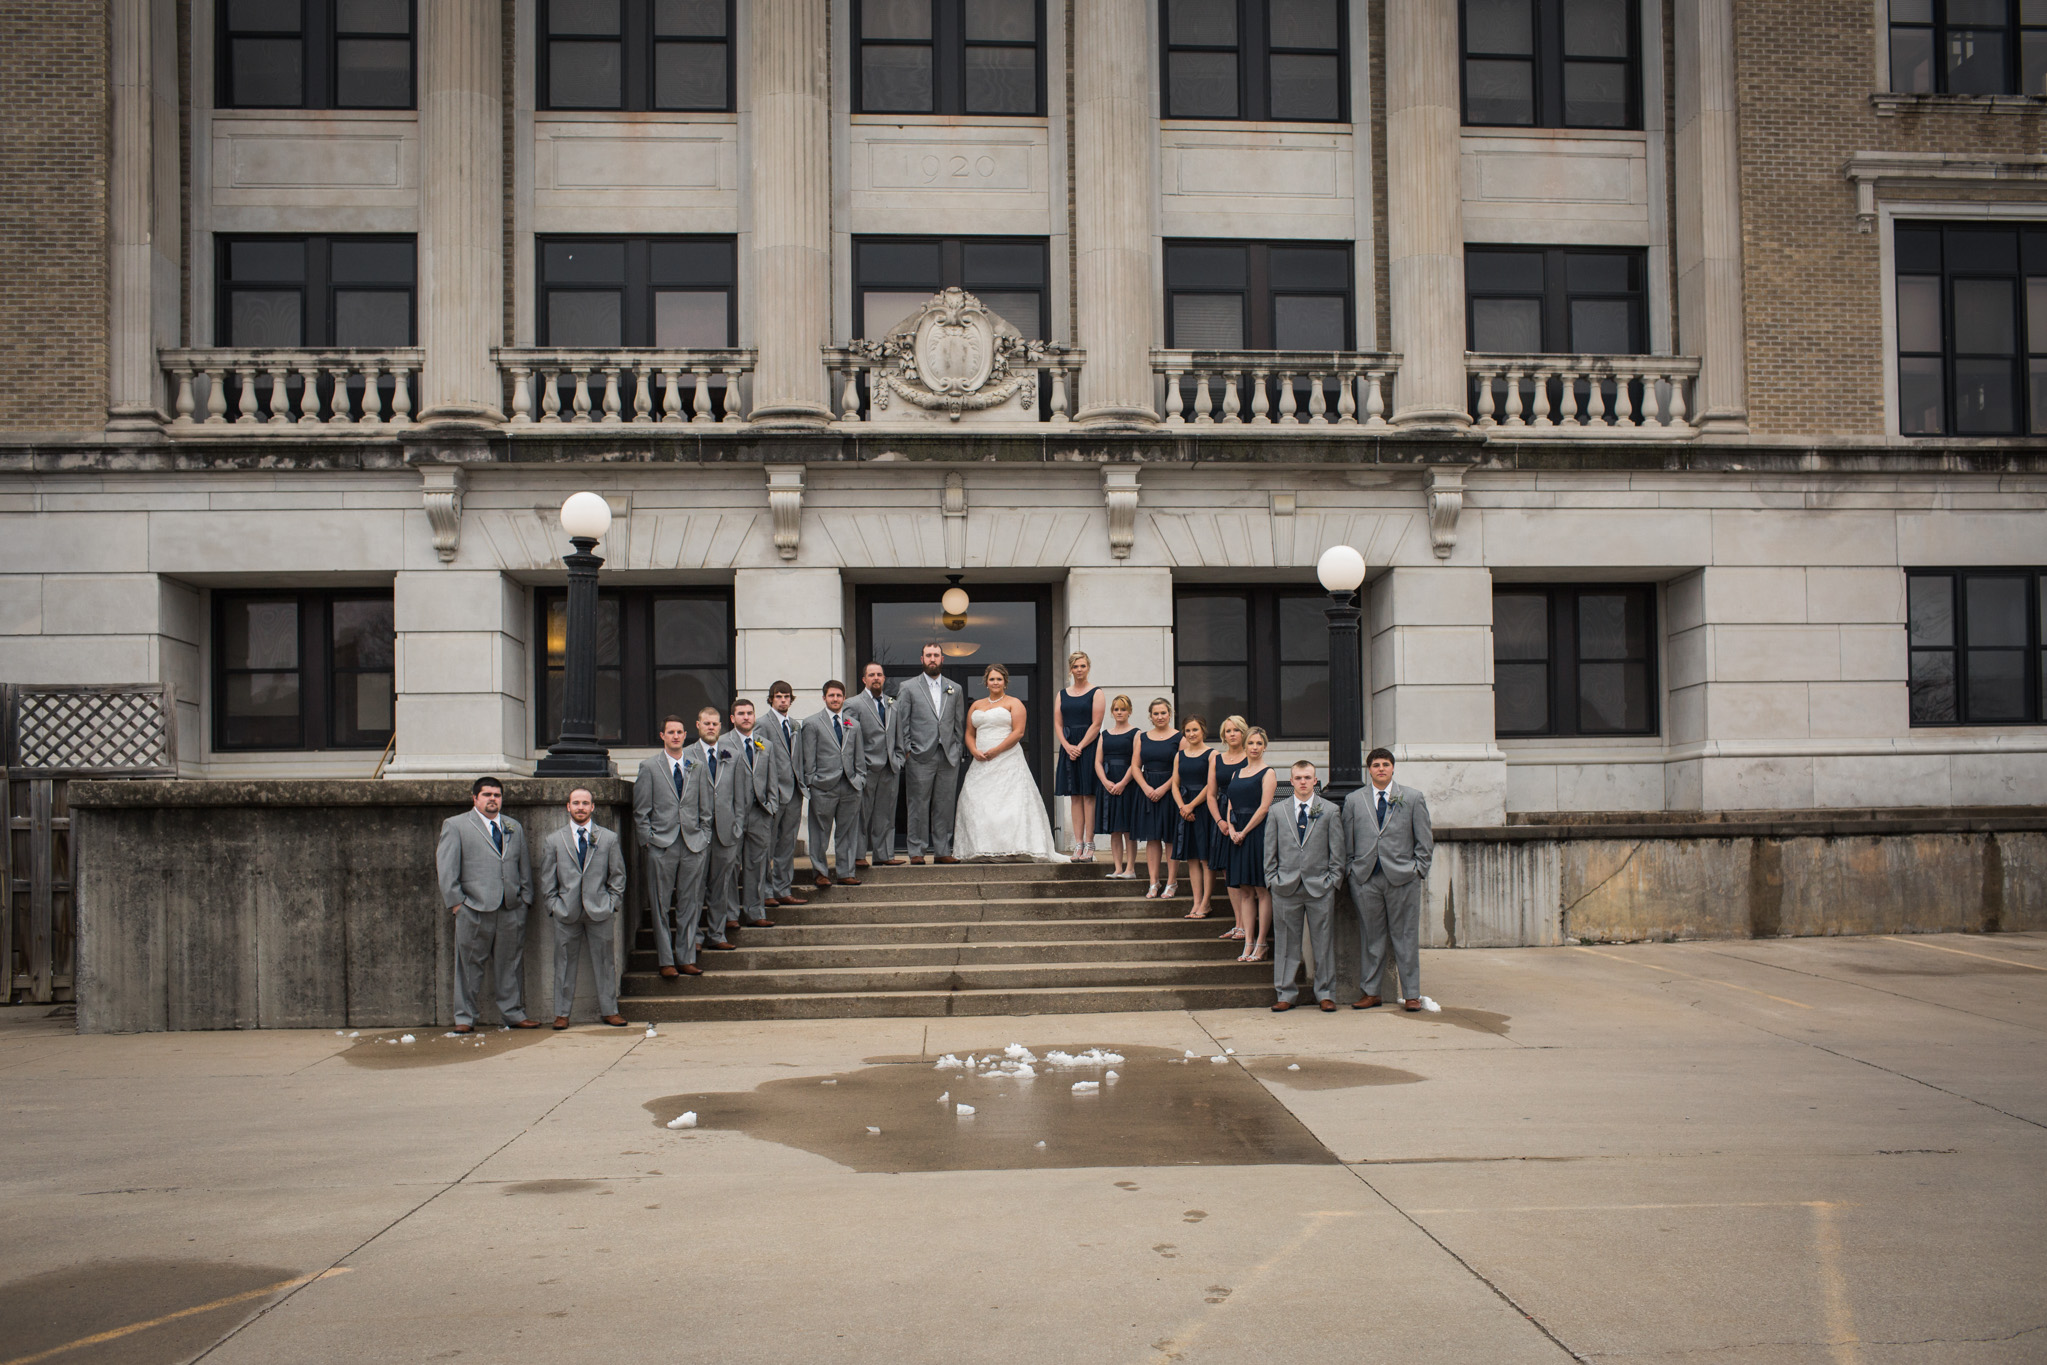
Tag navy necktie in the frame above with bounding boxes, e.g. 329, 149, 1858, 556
1376, 791, 1388, 828
834, 715, 844, 746
780, 718, 793, 746
1297, 805, 1309, 841
744, 738, 755, 767
576, 828, 588, 867
672, 761, 684, 796
708, 749, 719, 782
489, 821, 503, 855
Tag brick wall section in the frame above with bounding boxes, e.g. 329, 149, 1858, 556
1734, 0, 2047, 437
0, 1, 109, 432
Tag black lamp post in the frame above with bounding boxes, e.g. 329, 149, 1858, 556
1317, 544, 1367, 806
535, 491, 614, 777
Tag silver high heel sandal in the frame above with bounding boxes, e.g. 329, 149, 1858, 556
1144, 881, 1161, 899
1161, 880, 1177, 898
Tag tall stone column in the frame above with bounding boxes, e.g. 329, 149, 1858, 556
1674, 0, 1749, 433
747, 0, 834, 426
1071, 0, 1158, 427
1384, 0, 1469, 428
1367, 567, 1503, 825
383, 571, 530, 777
417, 0, 506, 424
106, 0, 178, 432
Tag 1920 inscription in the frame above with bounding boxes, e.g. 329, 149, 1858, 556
865, 141, 1035, 192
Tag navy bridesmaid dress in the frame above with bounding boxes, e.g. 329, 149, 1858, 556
1133, 733, 1180, 843
1207, 756, 1246, 873
1224, 765, 1272, 889
1094, 728, 1139, 833
1053, 687, 1100, 796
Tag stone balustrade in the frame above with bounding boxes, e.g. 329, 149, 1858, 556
1466, 353, 1702, 436
1149, 350, 1400, 427
162, 349, 424, 429
824, 345, 1081, 424
495, 348, 756, 425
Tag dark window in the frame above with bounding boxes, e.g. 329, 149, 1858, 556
1466, 247, 1645, 354
216, 234, 416, 347
853, 236, 1049, 340
1493, 584, 1657, 737
536, 589, 734, 747
855, 0, 1044, 115
1895, 221, 2047, 437
1162, 0, 1348, 122
1889, 0, 2047, 96
539, 0, 733, 111
537, 236, 736, 347
219, 0, 416, 109
1461, 0, 1638, 128
1164, 240, 1354, 350
1908, 570, 2047, 725
214, 591, 394, 751
1174, 588, 1331, 740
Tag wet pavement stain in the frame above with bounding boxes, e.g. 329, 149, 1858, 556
501, 1179, 604, 1196
0, 1259, 301, 1365
1844, 959, 2035, 977
1432, 1008, 1512, 1036
645, 1044, 1338, 1172
1244, 1055, 1425, 1090
341, 1028, 551, 1070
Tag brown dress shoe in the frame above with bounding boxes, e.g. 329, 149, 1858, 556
1353, 995, 1382, 1009
602, 1015, 628, 1026
749, 918, 777, 929
1272, 1000, 1294, 1012
660, 965, 680, 979
837, 877, 861, 886
1403, 998, 1423, 1012
855, 859, 871, 869
451, 1024, 474, 1034
780, 895, 809, 907
814, 877, 834, 890
506, 1019, 542, 1029
935, 856, 961, 864
705, 940, 738, 951
552, 1016, 570, 1030
679, 963, 704, 975
1319, 999, 1338, 1012
886, 857, 910, 865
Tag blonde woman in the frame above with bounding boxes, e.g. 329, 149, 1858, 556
1132, 698, 1182, 898
1204, 716, 1251, 938
1054, 651, 1107, 860
1173, 716, 1218, 917
1221, 727, 1278, 963
1092, 694, 1142, 878
954, 663, 1067, 861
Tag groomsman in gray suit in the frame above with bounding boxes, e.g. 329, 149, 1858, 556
633, 715, 714, 979
761, 681, 808, 907
893, 642, 966, 864
436, 776, 538, 1033
1341, 747, 1434, 1011
848, 662, 906, 867
538, 787, 629, 1029
1264, 760, 1349, 1012
691, 705, 745, 953
716, 698, 780, 930
799, 680, 866, 888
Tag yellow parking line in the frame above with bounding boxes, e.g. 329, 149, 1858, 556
1574, 946, 1814, 1009
0, 1267, 351, 1365
1881, 936, 2047, 971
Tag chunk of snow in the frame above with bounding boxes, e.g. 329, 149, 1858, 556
1184, 1049, 1199, 1059
937, 1091, 950, 1104
1072, 1081, 1099, 1092
335, 1030, 346, 1036
1287, 1063, 1301, 1071
1419, 996, 1442, 1012
348, 1031, 360, 1038
400, 1034, 416, 1043
1003, 1043, 1037, 1062
667, 1111, 697, 1129
1224, 1048, 1236, 1055
866, 1126, 881, 1135
1034, 1140, 1047, 1149
645, 1027, 658, 1038
955, 1104, 975, 1116
1105, 1070, 1119, 1080
933, 1054, 964, 1070
820, 1079, 837, 1085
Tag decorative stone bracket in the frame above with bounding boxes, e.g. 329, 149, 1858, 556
943, 472, 967, 569
1424, 465, 1464, 560
420, 465, 467, 563
766, 465, 805, 561
1103, 467, 1140, 560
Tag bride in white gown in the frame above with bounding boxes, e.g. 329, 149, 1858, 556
953, 663, 1069, 862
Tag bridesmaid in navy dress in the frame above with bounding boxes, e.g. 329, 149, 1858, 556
1054, 652, 1106, 861
1221, 728, 1278, 964
1092, 694, 1141, 879
1172, 717, 1218, 918
1204, 716, 1251, 941
1132, 698, 1183, 899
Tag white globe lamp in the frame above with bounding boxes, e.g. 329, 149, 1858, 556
1317, 543, 1366, 595
560, 491, 612, 542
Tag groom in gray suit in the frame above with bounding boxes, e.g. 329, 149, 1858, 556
893, 643, 966, 864
1341, 747, 1434, 1011
1265, 760, 1350, 1011
436, 776, 538, 1033
633, 715, 715, 979
538, 787, 629, 1028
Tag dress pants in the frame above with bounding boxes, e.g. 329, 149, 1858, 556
702, 836, 742, 940
645, 840, 709, 968
551, 913, 619, 1018
767, 799, 804, 898
861, 763, 901, 861
1350, 869, 1422, 1000
453, 904, 528, 1026
807, 777, 861, 880
902, 750, 959, 857
1272, 889, 1337, 1004
733, 803, 776, 923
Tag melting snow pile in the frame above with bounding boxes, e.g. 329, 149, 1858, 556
1043, 1048, 1124, 1069
645, 1026, 659, 1038
1418, 996, 1442, 1012
666, 1111, 698, 1129
400, 1035, 416, 1043
955, 1104, 976, 1116
1071, 1080, 1099, 1093
1287, 1063, 1301, 1071
866, 1126, 881, 1135
1210, 1055, 1228, 1063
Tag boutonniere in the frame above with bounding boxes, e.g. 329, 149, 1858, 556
1385, 793, 1404, 808
751, 737, 764, 751
1307, 808, 1323, 821
681, 757, 694, 772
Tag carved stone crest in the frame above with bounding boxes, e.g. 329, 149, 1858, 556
854, 287, 1047, 422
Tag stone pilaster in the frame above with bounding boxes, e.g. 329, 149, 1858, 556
383, 571, 530, 777
1071, 0, 1158, 427
1674, 0, 1749, 433
734, 568, 845, 698
1367, 567, 1503, 824
106, 0, 177, 433
417, 0, 506, 424
1383, 0, 1469, 428
747, 0, 834, 426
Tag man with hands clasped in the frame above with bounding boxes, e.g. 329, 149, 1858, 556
715, 699, 780, 931
538, 786, 629, 1029
1264, 760, 1349, 1012
1342, 747, 1434, 1011
634, 715, 716, 979
437, 776, 538, 1033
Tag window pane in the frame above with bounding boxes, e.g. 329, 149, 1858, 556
1271, 0, 1339, 46
550, 0, 619, 33
863, 46, 934, 111
1274, 295, 1347, 350
1471, 297, 1543, 352
1177, 596, 1248, 659
1908, 577, 1954, 646
654, 290, 729, 347
596, 670, 623, 743
656, 669, 728, 726
332, 670, 394, 744
224, 674, 302, 746
1966, 576, 2028, 646
1168, 51, 1239, 116
1465, 58, 1534, 122
543, 241, 624, 283
1948, 227, 2016, 273
229, 290, 303, 346
1167, 246, 1249, 288
2031, 359, 2047, 433
334, 291, 410, 347
1169, 294, 1246, 349
337, 0, 409, 29
229, 240, 306, 281
1897, 226, 1943, 272
1563, 61, 1628, 126
1948, 0, 2005, 23
594, 596, 622, 667
1570, 298, 1634, 353
1953, 358, 2017, 433
1278, 596, 1331, 662
329, 240, 412, 283
655, 0, 726, 35
1169, 0, 1237, 44
1270, 247, 1350, 289
965, 0, 1035, 41
863, 0, 932, 38
651, 239, 734, 284
862, 291, 936, 335
1563, 0, 1628, 56
1494, 594, 1548, 661
549, 41, 622, 106
332, 599, 395, 668
1891, 0, 1931, 20
1578, 661, 1650, 733
547, 291, 623, 347
1909, 650, 1958, 723
965, 45, 1037, 113
1176, 666, 1249, 729
1890, 28, 1934, 91
1897, 276, 1942, 352
226, 600, 300, 670
1278, 665, 1331, 736
654, 597, 731, 666
1577, 593, 1644, 660
973, 291, 1041, 339
1898, 355, 1945, 434
336, 38, 411, 106
1946, 29, 2007, 94
1467, 250, 1544, 292
859, 239, 942, 283
2025, 32, 2047, 97
229, 0, 301, 29
655, 42, 728, 108
1966, 650, 2026, 720
231, 39, 303, 106
1565, 252, 1632, 292
2029, 279, 2047, 352
1495, 663, 1549, 733
1954, 278, 2016, 354
1270, 53, 1341, 120
1465, 0, 1533, 51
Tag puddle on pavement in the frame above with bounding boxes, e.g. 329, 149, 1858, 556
340, 1027, 551, 1069
1243, 1055, 1424, 1089
0, 1259, 302, 1365
648, 1044, 1339, 1172
502, 1179, 607, 1195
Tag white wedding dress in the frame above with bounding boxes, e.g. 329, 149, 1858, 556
953, 705, 1069, 862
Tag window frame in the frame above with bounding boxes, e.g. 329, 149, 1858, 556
851, 235, 1051, 342
1893, 219, 2046, 439
1464, 245, 1648, 355
1160, 0, 1352, 123
1459, 0, 1642, 129
1172, 586, 1333, 742
1906, 569, 2047, 726
217, 0, 419, 111
537, 0, 736, 113
852, 0, 1047, 116
211, 589, 396, 753
534, 235, 739, 349
532, 587, 737, 749
1491, 583, 1659, 739
1162, 239, 1356, 351
1887, 0, 2047, 96
214, 233, 418, 348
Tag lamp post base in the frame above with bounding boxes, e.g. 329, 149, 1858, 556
534, 749, 614, 777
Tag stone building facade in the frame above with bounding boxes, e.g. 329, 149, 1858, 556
1, 0, 2042, 833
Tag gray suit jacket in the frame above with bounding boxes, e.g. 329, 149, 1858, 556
1342, 781, 1434, 887
633, 751, 714, 854
799, 706, 865, 790
716, 727, 779, 818
1264, 795, 1349, 899
892, 671, 965, 768
846, 687, 905, 773
763, 710, 804, 804
539, 822, 627, 923
437, 810, 532, 914
695, 739, 747, 847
